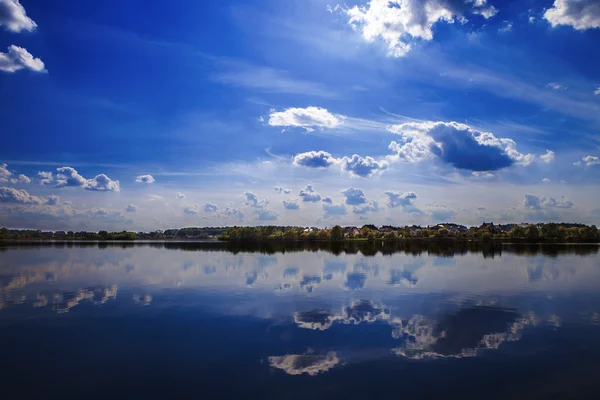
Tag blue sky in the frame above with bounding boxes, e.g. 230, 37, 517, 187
1, 0, 600, 230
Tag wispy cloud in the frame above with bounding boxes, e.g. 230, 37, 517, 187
212, 62, 336, 98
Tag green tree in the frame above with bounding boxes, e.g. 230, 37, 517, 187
525, 225, 540, 240
510, 226, 524, 240
330, 225, 344, 242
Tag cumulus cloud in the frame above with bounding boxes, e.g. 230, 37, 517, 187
37, 171, 53, 185
342, 0, 497, 57
219, 207, 244, 220
85, 174, 121, 192
135, 174, 155, 184
244, 191, 269, 208
0, 163, 12, 182
15, 174, 30, 184
0, 186, 44, 204
0, 166, 30, 184
268, 107, 344, 131
353, 200, 380, 214
53, 167, 120, 192
323, 202, 347, 219
268, 353, 339, 376
0, 45, 45, 73
341, 154, 388, 177
298, 185, 322, 202
388, 121, 535, 171
125, 204, 138, 213
524, 194, 574, 210
544, 0, 600, 30
88, 208, 130, 224
540, 150, 555, 163
0, 0, 37, 32
283, 200, 300, 210
542, 177, 551, 183
203, 203, 218, 213
595, 86, 600, 95
384, 191, 417, 208
45, 195, 59, 206
574, 155, 600, 166
273, 185, 292, 194
256, 208, 279, 221
322, 197, 333, 204
341, 187, 367, 205
184, 205, 200, 214
293, 150, 339, 168
176, 192, 185, 199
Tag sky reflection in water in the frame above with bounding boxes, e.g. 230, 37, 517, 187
1, 243, 600, 398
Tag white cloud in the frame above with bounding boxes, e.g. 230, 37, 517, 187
384, 191, 418, 208
353, 200, 380, 214
574, 155, 600, 166
256, 208, 279, 221
342, 0, 497, 57
524, 194, 574, 210
0, 163, 12, 182
15, 174, 30, 184
45, 195, 59, 205
298, 185, 322, 202
268, 353, 339, 376
341, 154, 388, 178
544, 0, 600, 30
547, 82, 567, 90
341, 187, 366, 205
54, 167, 86, 188
498, 20, 513, 33
176, 192, 185, 199
274, 185, 292, 194
54, 167, 120, 192
218, 207, 244, 220
0, 0, 37, 32
283, 200, 300, 210
184, 204, 200, 214
135, 174, 155, 184
322, 197, 333, 204
293, 151, 339, 168
88, 208, 130, 224
204, 203, 218, 213
244, 191, 268, 208
0, 45, 45, 73
268, 107, 344, 131
540, 150, 555, 163
542, 178, 551, 183
595, 86, 600, 95
125, 204, 138, 213
85, 174, 121, 192
37, 171, 53, 185
0, 186, 44, 204
388, 121, 535, 171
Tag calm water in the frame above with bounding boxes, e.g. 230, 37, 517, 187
1, 242, 600, 399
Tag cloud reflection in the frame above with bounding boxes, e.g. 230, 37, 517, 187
268, 352, 339, 376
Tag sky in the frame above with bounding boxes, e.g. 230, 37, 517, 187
1, 0, 600, 231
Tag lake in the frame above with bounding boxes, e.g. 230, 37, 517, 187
1, 242, 600, 399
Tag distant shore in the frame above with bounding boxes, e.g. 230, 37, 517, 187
1, 222, 598, 243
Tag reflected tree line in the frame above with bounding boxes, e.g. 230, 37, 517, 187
2, 240, 598, 257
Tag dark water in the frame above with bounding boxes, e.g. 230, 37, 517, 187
1, 242, 600, 399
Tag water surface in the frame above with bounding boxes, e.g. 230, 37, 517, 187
1, 242, 600, 399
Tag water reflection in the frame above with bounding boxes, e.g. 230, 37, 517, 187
1, 243, 600, 397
